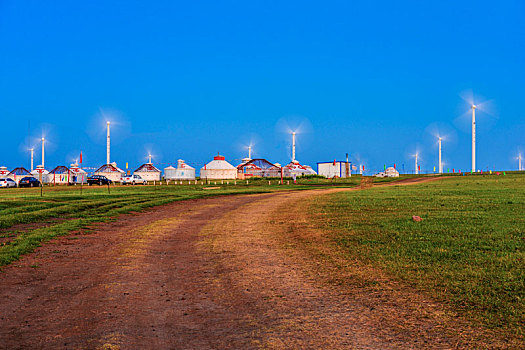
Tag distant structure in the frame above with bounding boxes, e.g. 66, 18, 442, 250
237, 159, 281, 179
283, 161, 317, 177
0, 166, 9, 178
164, 160, 195, 180
49, 166, 71, 185
200, 155, 237, 180
317, 160, 352, 178
94, 162, 125, 182
7, 167, 31, 184
31, 165, 49, 183
70, 163, 88, 184
134, 162, 161, 181
374, 166, 399, 178
283, 131, 317, 177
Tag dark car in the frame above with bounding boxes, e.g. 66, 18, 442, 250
87, 175, 112, 186
18, 176, 41, 188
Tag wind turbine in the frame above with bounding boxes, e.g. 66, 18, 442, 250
415, 152, 419, 175
471, 104, 476, 172
41, 137, 45, 168
438, 137, 443, 174
106, 121, 111, 165
292, 131, 296, 162
30, 148, 34, 171
518, 153, 523, 171
148, 153, 152, 164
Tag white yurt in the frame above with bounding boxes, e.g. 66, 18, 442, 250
283, 160, 317, 177
384, 167, 400, 177
164, 165, 177, 180
165, 159, 195, 180
200, 155, 237, 180
69, 163, 88, 184
134, 163, 161, 181
0, 166, 10, 178
94, 163, 124, 182
31, 165, 50, 183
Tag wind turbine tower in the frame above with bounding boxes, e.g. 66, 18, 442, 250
415, 152, 419, 175
471, 104, 476, 172
30, 148, 34, 171
248, 145, 252, 160
292, 131, 296, 162
519, 153, 523, 171
438, 137, 442, 174
106, 121, 111, 165
41, 137, 45, 168
148, 153, 152, 164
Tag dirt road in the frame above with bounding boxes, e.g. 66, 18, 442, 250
0, 180, 501, 349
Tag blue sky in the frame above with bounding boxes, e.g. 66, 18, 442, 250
1, 1, 524, 173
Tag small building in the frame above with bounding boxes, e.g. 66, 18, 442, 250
49, 166, 71, 185
200, 155, 237, 180
237, 159, 281, 179
165, 160, 195, 180
134, 163, 161, 181
31, 165, 50, 183
69, 163, 88, 184
0, 166, 9, 178
94, 163, 124, 182
283, 160, 317, 177
374, 167, 400, 178
385, 166, 400, 177
317, 161, 352, 178
7, 167, 31, 184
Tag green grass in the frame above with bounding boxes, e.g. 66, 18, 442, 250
313, 173, 524, 338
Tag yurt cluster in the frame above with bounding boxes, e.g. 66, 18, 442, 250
0, 154, 331, 186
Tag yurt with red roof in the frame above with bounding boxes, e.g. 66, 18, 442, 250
134, 163, 161, 181
94, 163, 125, 182
200, 155, 237, 180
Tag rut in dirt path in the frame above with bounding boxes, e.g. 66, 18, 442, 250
0, 179, 491, 349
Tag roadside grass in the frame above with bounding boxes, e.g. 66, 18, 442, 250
312, 174, 524, 339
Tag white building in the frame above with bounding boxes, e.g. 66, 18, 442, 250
94, 163, 125, 182
134, 163, 161, 181
200, 155, 237, 180
374, 166, 400, 178
385, 166, 400, 177
0, 166, 10, 178
165, 160, 195, 180
283, 160, 317, 177
69, 163, 88, 184
317, 161, 352, 178
31, 165, 50, 183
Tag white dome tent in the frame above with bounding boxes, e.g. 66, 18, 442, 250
69, 163, 88, 184
165, 160, 195, 180
31, 165, 50, 183
200, 155, 237, 180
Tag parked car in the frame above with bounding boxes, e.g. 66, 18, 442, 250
87, 175, 112, 186
0, 178, 17, 188
121, 174, 147, 185
18, 176, 41, 188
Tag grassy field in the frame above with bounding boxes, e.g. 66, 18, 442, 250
312, 174, 524, 338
